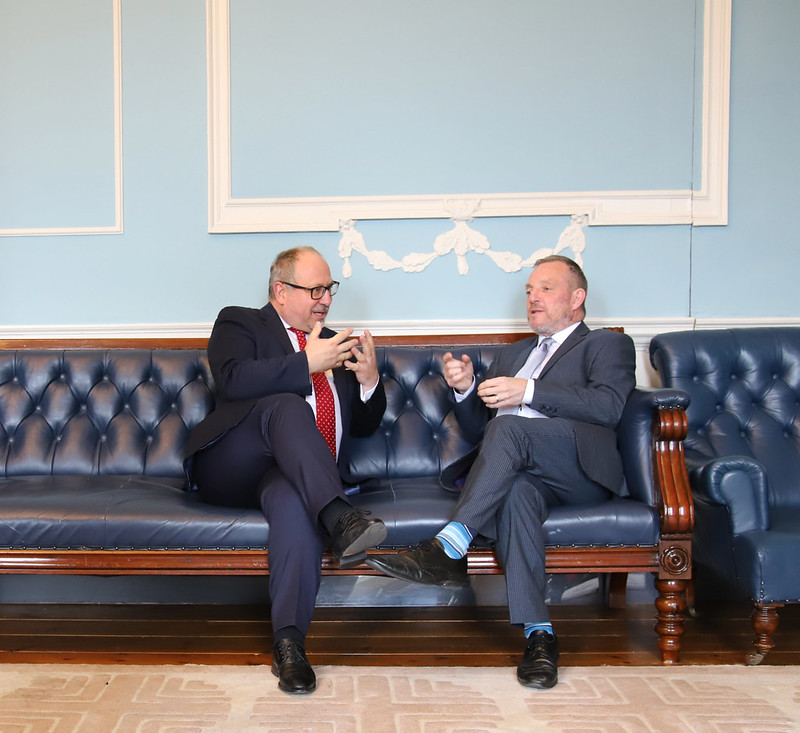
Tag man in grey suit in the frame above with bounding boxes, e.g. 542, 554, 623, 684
367, 255, 636, 689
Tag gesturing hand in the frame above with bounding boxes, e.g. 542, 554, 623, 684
344, 329, 380, 390
442, 352, 475, 394
304, 322, 359, 374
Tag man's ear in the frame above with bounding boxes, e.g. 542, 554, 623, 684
272, 281, 287, 305
572, 288, 587, 312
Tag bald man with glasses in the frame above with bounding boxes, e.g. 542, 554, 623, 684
185, 246, 387, 695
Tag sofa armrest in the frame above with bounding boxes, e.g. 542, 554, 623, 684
617, 387, 694, 539
688, 454, 770, 534
618, 387, 690, 504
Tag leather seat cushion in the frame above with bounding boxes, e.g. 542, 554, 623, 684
732, 508, 800, 603
0, 476, 659, 551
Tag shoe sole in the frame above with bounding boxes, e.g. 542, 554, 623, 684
337, 521, 388, 568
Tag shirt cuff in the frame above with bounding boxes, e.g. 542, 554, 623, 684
523, 379, 536, 405
360, 380, 379, 402
453, 377, 477, 402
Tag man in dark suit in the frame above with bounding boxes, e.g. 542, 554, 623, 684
367, 255, 635, 689
185, 247, 387, 695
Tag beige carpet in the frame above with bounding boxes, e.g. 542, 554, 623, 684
0, 664, 798, 732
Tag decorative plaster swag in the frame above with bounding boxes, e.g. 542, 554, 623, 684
338, 204, 588, 277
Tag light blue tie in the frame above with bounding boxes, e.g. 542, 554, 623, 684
496, 337, 554, 416
521, 336, 554, 380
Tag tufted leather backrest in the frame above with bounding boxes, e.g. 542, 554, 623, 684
1, 344, 650, 502
650, 328, 800, 509
0, 346, 502, 482
347, 346, 501, 480
0, 350, 213, 478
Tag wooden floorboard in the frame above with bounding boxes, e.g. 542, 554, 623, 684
0, 602, 797, 667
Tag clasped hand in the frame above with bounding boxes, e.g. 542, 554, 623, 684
443, 351, 526, 409
304, 322, 379, 389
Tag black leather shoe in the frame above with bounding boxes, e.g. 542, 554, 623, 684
517, 630, 559, 689
330, 509, 387, 569
365, 539, 468, 589
271, 638, 316, 694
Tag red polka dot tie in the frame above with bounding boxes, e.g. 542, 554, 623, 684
290, 328, 337, 459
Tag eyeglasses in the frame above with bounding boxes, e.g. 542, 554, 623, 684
281, 281, 340, 300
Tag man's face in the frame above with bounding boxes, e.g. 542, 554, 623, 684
272, 251, 334, 333
525, 261, 586, 336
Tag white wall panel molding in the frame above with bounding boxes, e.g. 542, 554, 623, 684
207, 0, 731, 242
0, 0, 124, 238
692, 0, 731, 226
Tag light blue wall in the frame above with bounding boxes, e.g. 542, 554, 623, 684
0, 0, 797, 327
691, 0, 800, 317
230, 0, 696, 197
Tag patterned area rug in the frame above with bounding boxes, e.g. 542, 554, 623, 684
0, 664, 798, 732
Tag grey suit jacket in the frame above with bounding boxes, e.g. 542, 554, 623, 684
443, 322, 636, 495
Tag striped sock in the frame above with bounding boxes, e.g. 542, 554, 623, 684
524, 622, 554, 638
435, 522, 474, 559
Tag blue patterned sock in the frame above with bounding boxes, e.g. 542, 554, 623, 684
524, 622, 554, 638
435, 522, 474, 559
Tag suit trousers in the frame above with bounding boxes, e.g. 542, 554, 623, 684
191, 393, 346, 636
452, 415, 610, 626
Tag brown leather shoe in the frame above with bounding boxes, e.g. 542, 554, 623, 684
329, 509, 387, 569
365, 539, 468, 589
271, 638, 316, 694
517, 630, 559, 689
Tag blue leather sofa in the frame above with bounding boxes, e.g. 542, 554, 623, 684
0, 336, 693, 662
651, 327, 800, 664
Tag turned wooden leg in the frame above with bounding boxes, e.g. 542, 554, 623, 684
747, 603, 783, 665
654, 577, 688, 664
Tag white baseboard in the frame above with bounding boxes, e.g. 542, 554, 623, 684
3, 317, 800, 388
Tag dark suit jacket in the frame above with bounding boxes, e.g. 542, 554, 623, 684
185, 303, 386, 483
443, 322, 636, 495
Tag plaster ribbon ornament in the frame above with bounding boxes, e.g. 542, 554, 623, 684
338, 205, 588, 277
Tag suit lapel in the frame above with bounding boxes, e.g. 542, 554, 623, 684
507, 337, 539, 376
259, 303, 294, 356
538, 322, 589, 378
